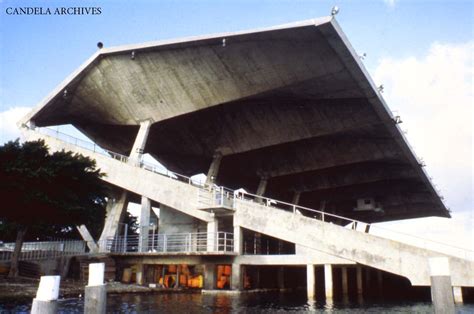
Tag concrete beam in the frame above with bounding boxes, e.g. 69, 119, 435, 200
76, 225, 98, 253
129, 119, 152, 162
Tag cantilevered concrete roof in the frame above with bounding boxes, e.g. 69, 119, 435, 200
21, 16, 449, 222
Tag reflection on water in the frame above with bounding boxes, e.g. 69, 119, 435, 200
2, 291, 474, 313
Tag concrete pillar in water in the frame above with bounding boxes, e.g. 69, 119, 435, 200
204, 264, 216, 290
429, 257, 455, 313
256, 176, 268, 204
85, 263, 106, 314
277, 267, 285, 290
307, 264, 315, 300
139, 196, 151, 252
31, 275, 60, 314
231, 264, 242, 290
205, 152, 223, 186
128, 119, 152, 164
453, 286, 463, 304
324, 264, 333, 300
341, 267, 349, 300
356, 266, 363, 299
207, 219, 218, 251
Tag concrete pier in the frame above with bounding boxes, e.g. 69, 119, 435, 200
429, 257, 454, 313
277, 267, 285, 290
356, 266, 363, 297
341, 267, 348, 300
85, 263, 106, 314
31, 276, 60, 314
324, 264, 333, 300
204, 264, 216, 290
307, 264, 315, 300
139, 196, 151, 252
231, 264, 242, 290
453, 286, 463, 304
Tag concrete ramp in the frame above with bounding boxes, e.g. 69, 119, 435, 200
233, 199, 474, 287
23, 130, 214, 223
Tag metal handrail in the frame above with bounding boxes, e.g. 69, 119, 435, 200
29, 127, 474, 259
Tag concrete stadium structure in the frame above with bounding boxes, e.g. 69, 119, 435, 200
20, 16, 473, 303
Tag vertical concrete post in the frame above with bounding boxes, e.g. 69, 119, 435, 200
128, 119, 152, 163
207, 219, 218, 252
453, 286, 463, 304
341, 267, 349, 301
307, 264, 315, 300
98, 191, 128, 251
205, 152, 223, 186
324, 264, 333, 300
256, 176, 268, 204
233, 225, 243, 254
204, 264, 216, 290
356, 266, 363, 298
139, 196, 151, 252
277, 267, 285, 290
84, 263, 106, 314
31, 276, 60, 314
231, 264, 242, 290
429, 257, 455, 313
136, 264, 144, 285
292, 191, 301, 205
377, 269, 383, 297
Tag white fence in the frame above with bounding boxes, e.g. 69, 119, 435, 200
0, 240, 86, 262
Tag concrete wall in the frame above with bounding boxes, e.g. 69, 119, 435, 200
159, 205, 204, 234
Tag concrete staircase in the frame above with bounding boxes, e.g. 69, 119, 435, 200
24, 128, 474, 287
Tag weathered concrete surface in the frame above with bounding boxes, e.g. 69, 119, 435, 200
24, 130, 213, 223
233, 199, 474, 286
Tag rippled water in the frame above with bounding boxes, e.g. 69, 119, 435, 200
2, 291, 474, 313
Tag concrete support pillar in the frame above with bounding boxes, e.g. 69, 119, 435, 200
76, 225, 98, 253
31, 276, 60, 314
205, 152, 223, 186
453, 286, 463, 304
85, 263, 106, 314
429, 257, 455, 313
136, 263, 144, 285
256, 176, 268, 204
139, 196, 151, 253
307, 264, 315, 300
98, 191, 128, 251
277, 267, 285, 290
292, 191, 301, 205
324, 264, 333, 300
204, 264, 216, 290
356, 266, 363, 297
233, 225, 243, 254
341, 267, 349, 300
129, 119, 152, 163
231, 264, 242, 290
207, 219, 218, 251
377, 269, 383, 297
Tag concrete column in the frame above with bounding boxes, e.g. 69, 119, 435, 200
324, 264, 333, 300
377, 269, 383, 297
139, 196, 151, 252
453, 286, 463, 304
205, 152, 223, 186
98, 191, 128, 251
204, 264, 216, 290
207, 219, 218, 251
233, 225, 243, 254
292, 191, 301, 205
277, 267, 285, 290
341, 267, 349, 300
429, 257, 455, 313
231, 264, 242, 290
85, 263, 106, 314
356, 266, 363, 297
136, 263, 144, 285
307, 264, 315, 300
256, 176, 268, 204
76, 225, 98, 253
31, 276, 60, 314
129, 119, 152, 163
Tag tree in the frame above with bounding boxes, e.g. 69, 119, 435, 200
0, 139, 108, 277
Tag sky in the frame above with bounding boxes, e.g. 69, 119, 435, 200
0, 0, 472, 253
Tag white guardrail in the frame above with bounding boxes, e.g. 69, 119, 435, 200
27, 126, 474, 261
0, 240, 86, 262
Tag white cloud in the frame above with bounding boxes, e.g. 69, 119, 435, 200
383, 0, 397, 8
372, 41, 473, 250
0, 106, 32, 144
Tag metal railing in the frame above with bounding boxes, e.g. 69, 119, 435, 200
29, 127, 474, 261
0, 240, 86, 262
99, 232, 234, 254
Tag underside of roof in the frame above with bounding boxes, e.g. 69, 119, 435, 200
21, 17, 450, 223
